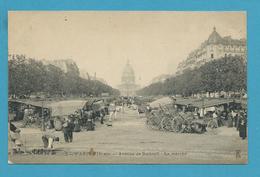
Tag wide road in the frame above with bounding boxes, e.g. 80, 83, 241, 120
9, 107, 247, 164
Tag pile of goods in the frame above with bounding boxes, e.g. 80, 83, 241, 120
146, 106, 209, 133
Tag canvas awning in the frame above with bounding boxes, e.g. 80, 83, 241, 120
8, 99, 49, 109
149, 97, 174, 108
49, 100, 87, 117
175, 98, 235, 108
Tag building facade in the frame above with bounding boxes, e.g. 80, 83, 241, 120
176, 27, 247, 75
118, 61, 139, 96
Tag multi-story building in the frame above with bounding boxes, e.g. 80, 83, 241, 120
176, 27, 247, 75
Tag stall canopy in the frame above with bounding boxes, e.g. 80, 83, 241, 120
49, 100, 87, 117
175, 98, 235, 108
8, 99, 49, 109
149, 97, 174, 108
8, 98, 108, 117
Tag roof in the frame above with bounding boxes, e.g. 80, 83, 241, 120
8, 99, 49, 109
207, 27, 246, 46
207, 27, 223, 44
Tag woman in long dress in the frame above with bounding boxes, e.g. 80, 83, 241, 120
238, 114, 247, 140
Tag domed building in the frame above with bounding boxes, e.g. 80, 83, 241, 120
118, 60, 139, 96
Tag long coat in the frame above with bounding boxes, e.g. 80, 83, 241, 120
238, 118, 247, 139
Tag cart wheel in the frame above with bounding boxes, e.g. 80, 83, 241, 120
192, 123, 203, 133
207, 119, 218, 130
146, 119, 157, 130
171, 118, 182, 133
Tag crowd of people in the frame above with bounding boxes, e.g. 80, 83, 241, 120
207, 109, 247, 139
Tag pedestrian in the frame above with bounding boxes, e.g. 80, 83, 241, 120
86, 111, 95, 131
73, 119, 81, 132
212, 111, 218, 126
100, 109, 105, 124
62, 118, 70, 143
109, 103, 117, 119
219, 111, 226, 126
238, 114, 247, 140
227, 112, 233, 127
215, 111, 223, 127
207, 111, 218, 129
22, 105, 33, 127
231, 110, 238, 127
107, 103, 116, 126
8, 117, 23, 153
122, 102, 125, 113
104, 104, 109, 115
68, 117, 75, 142
236, 112, 242, 131
42, 129, 59, 148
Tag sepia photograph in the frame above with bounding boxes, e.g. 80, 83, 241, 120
8, 11, 247, 164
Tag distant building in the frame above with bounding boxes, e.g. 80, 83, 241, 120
176, 27, 247, 75
118, 60, 139, 96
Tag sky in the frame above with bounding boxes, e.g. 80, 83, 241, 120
8, 11, 246, 88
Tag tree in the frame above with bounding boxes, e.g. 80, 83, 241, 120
8, 55, 120, 97
137, 56, 246, 96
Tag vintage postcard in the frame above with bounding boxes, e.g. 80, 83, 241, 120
8, 11, 247, 164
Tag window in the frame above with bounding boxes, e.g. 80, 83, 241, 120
211, 53, 214, 59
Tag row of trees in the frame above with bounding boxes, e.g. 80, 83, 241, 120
137, 56, 246, 96
9, 55, 120, 97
